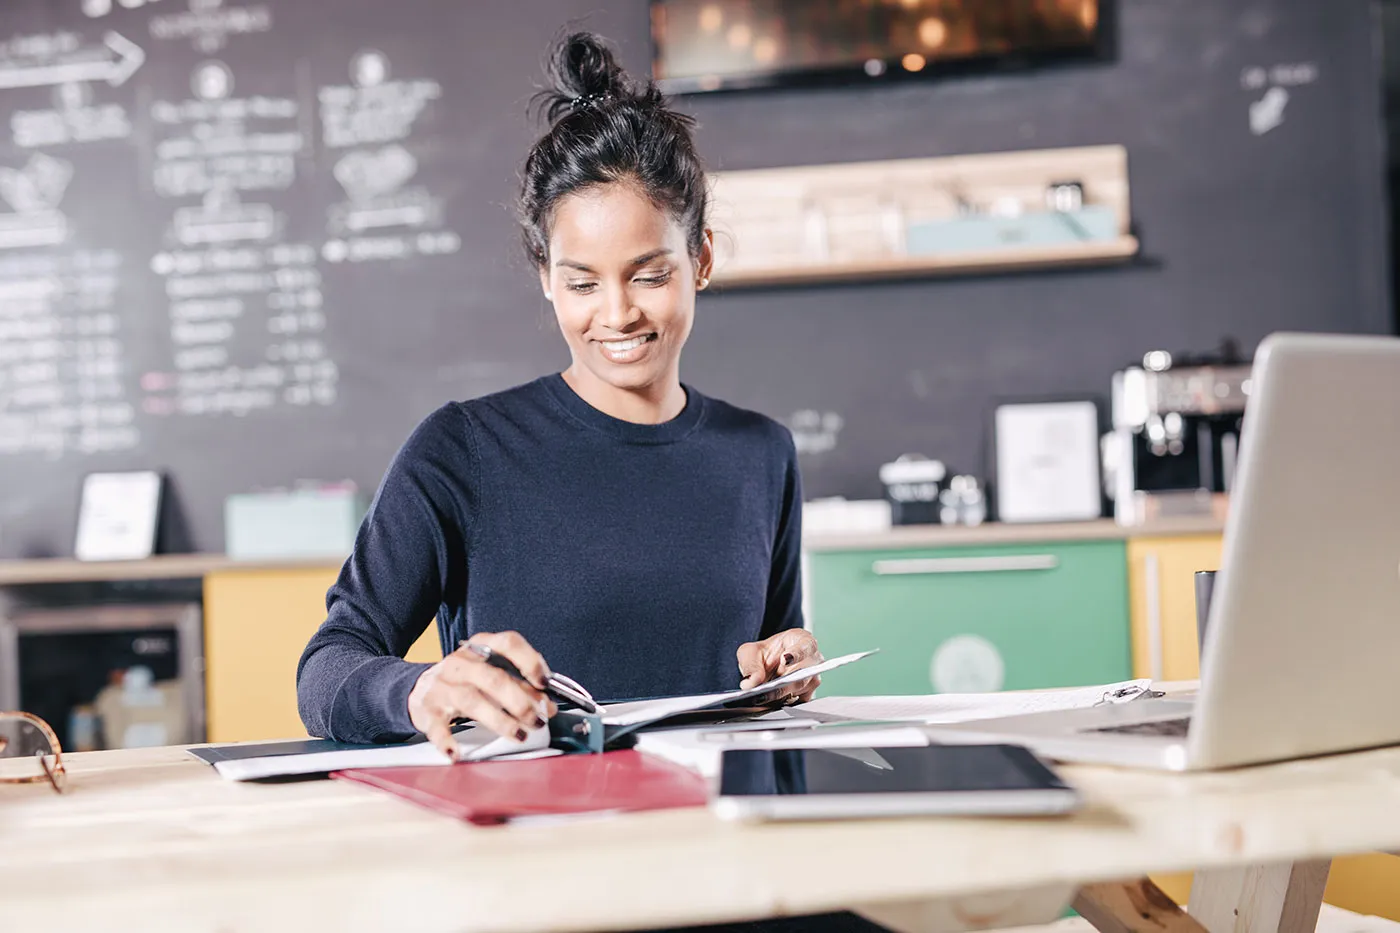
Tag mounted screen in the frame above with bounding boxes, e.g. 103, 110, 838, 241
651, 0, 1103, 94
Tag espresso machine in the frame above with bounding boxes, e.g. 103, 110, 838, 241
1103, 342, 1252, 525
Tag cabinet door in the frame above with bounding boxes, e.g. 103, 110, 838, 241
204, 568, 440, 742
807, 540, 1131, 697
1125, 535, 1223, 681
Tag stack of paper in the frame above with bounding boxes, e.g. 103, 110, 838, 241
633, 679, 1156, 780
793, 679, 1156, 725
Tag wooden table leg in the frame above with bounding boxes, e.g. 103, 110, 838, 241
1073, 879, 1211, 933
1188, 860, 1331, 933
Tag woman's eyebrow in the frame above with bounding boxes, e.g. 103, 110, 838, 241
628, 248, 674, 266
555, 248, 674, 273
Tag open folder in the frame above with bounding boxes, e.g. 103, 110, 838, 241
189, 650, 876, 780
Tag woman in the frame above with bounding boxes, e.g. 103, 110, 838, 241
296, 33, 826, 758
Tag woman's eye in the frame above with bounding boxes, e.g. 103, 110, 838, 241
565, 282, 598, 294
634, 272, 672, 287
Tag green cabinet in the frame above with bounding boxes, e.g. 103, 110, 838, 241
807, 539, 1131, 697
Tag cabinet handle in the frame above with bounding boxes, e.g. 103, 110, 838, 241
1144, 552, 1164, 682
870, 555, 1060, 576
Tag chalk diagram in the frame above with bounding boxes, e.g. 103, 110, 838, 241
0, 153, 73, 250
328, 144, 442, 234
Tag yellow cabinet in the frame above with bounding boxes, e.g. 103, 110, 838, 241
204, 566, 440, 742
1126, 535, 1223, 681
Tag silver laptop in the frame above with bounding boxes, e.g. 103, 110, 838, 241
928, 332, 1400, 771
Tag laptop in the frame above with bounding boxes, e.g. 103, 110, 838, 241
928, 332, 1400, 771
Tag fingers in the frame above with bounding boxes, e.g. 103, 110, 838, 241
792, 674, 822, 704
773, 631, 822, 672
736, 640, 769, 690
423, 716, 459, 761
470, 663, 549, 732
469, 630, 551, 690
408, 631, 560, 752
739, 629, 823, 690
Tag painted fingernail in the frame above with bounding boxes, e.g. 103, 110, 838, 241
515, 729, 527, 741
782, 653, 795, 666
533, 717, 546, 729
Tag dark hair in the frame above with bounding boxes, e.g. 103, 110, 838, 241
519, 32, 709, 268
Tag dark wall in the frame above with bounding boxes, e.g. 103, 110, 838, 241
0, 0, 1387, 557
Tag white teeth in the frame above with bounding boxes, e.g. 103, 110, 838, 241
602, 336, 647, 352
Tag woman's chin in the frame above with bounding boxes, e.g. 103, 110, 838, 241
589, 360, 667, 392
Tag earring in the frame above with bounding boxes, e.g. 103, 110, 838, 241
545, 291, 553, 301
697, 277, 709, 290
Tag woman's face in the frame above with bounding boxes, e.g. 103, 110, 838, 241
541, 182, 712, 398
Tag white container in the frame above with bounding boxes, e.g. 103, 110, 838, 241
224, 487, 364, 560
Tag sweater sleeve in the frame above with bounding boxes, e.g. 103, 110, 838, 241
759, 427, 805, 639
295, 405, 474, 743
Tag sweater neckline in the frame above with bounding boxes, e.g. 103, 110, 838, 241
542, 373, 706, 445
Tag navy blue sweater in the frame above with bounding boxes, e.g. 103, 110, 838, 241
295, 374, 804, 744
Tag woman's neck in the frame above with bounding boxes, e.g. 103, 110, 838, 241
561, 366, 686, 425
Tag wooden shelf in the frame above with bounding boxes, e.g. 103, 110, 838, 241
712, 234, 1140, 288
0, 553, 346, 586
707, 144, 1137, 288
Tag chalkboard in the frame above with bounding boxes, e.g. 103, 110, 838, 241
0, 0, 1389, 558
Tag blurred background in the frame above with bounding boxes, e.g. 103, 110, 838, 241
0, 0, 1399, 916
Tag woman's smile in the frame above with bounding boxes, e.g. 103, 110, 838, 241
597, 332, 658, 363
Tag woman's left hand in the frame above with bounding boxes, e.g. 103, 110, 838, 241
736, 629, 824, 705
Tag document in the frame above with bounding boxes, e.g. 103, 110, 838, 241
794, 679, 1156, 725
598, 650, 878, 729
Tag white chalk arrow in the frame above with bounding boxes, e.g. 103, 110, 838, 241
0, 31, 146, 91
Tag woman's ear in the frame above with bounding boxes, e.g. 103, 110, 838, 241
696, 228, 715, 290
539, 267, 553, 302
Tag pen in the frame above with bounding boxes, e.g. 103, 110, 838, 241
461, 642, 600, 714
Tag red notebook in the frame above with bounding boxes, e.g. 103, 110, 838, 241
331, 750, 709, 826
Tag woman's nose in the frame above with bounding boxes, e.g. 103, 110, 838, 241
598, 286, 641, 330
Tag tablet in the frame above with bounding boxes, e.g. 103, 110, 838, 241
712, 744, 1079, 821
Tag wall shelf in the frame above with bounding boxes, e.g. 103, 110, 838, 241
708, 145, 1138, 288
714, 235, 1140, 288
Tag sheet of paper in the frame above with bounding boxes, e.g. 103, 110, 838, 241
794, 679, 1155, 726
212, 725, 553, 781
634, 723, 929, 781
599, 650, 877, 728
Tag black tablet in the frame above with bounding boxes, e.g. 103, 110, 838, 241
713, 744, 1079, 821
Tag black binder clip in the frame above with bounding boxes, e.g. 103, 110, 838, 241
548, 709, 605, 754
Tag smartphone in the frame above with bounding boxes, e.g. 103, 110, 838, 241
712, 744, 1079, 822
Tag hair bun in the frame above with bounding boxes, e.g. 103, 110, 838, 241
540, 32, 638, 123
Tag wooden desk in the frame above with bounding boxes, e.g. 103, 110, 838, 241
5, 744, 1400, 933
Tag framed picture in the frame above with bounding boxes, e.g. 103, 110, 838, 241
74, 471, 163, 561
992, 399, 1103, 523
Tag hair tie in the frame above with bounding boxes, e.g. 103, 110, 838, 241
569, 92, 611, 111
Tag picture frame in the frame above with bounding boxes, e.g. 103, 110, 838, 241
74, 471, 164, 562
990, 398, 1104, 524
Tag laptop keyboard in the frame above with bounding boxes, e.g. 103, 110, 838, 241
1091, 717, 1192, 738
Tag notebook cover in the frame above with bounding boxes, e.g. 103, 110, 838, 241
331, 749, 709, 825
187, 736, 396, 766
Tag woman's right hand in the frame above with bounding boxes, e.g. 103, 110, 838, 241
407, 631, 558, 760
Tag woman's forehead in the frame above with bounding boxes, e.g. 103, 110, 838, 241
550, 183, 686, 260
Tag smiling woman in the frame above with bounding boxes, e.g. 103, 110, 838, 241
290, 31, 893, 932
294, 32, 828, 766
520, 35, 714, 424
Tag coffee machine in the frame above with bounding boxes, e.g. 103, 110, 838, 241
1103, 342, 1252, 525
